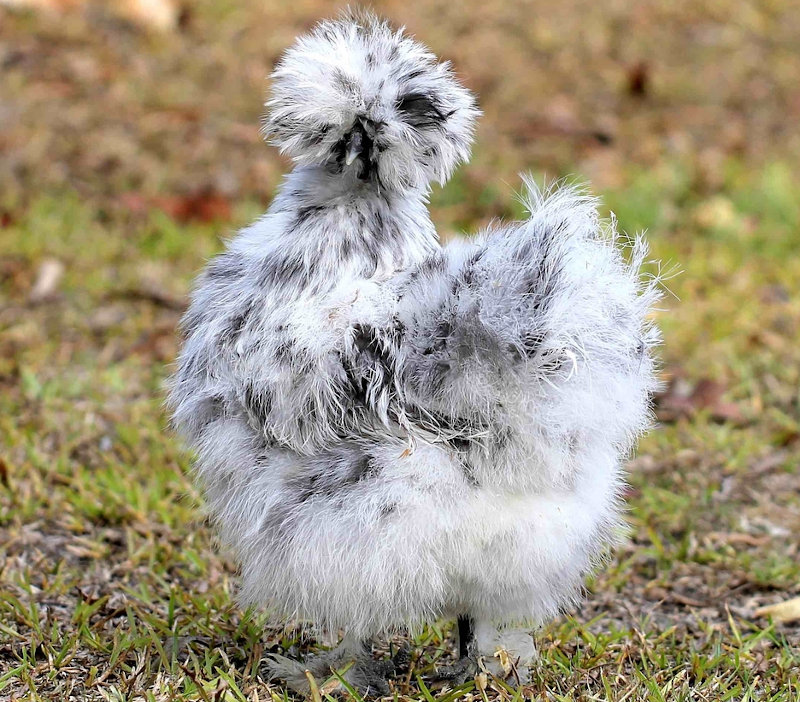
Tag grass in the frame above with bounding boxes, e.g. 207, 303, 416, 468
1, 0, 799, 700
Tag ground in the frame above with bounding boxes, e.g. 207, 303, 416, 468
1, 1, 799, 700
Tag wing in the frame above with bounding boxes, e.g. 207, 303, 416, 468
359, 179, 662, 450
168, 245, 400, 456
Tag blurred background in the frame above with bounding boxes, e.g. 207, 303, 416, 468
1, 0, 799, 699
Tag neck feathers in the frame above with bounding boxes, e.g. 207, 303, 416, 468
270, 167, 438, 281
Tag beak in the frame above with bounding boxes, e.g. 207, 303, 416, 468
344, 121, 367, 166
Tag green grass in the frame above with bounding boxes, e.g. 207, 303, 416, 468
2, 0, 800, 699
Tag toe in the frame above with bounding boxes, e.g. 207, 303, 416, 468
341, 657, 393, 697
263, 653, 314, 694
265, 649, 394, 699
434, 656, 478, 685
391, 642, 412, 672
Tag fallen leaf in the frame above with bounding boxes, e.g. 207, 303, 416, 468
655, 374, 745, 424
119, 0, 179, 32
153, 189, 232, 223
689, 378, 724, 409
627, 61, 649, 97
494, 647, 512, 676
0, 456, 9, 488
28, 258, 65, 303
754, 597, 800, 623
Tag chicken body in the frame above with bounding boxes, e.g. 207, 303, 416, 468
168, 13, 660, 690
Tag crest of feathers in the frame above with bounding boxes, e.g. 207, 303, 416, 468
263, 11, 480, 190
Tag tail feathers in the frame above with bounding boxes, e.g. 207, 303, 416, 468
517, 175, 600, 245
392, 176, 662, 409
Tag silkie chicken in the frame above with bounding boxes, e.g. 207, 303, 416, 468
168, 11, 661, 696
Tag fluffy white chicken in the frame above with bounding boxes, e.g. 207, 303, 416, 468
168, 12, 661, 695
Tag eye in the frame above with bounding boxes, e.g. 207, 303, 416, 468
396, 92, 445, 128
397, 93, 434, 114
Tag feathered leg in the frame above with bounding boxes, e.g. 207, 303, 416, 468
434, 616, 480, 684
458, 615, 475, 659
475, 620, 537, 684
265, 633, 398, 697
435, 617, 536, 685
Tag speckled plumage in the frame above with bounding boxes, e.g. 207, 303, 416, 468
168, 12, 661, 690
